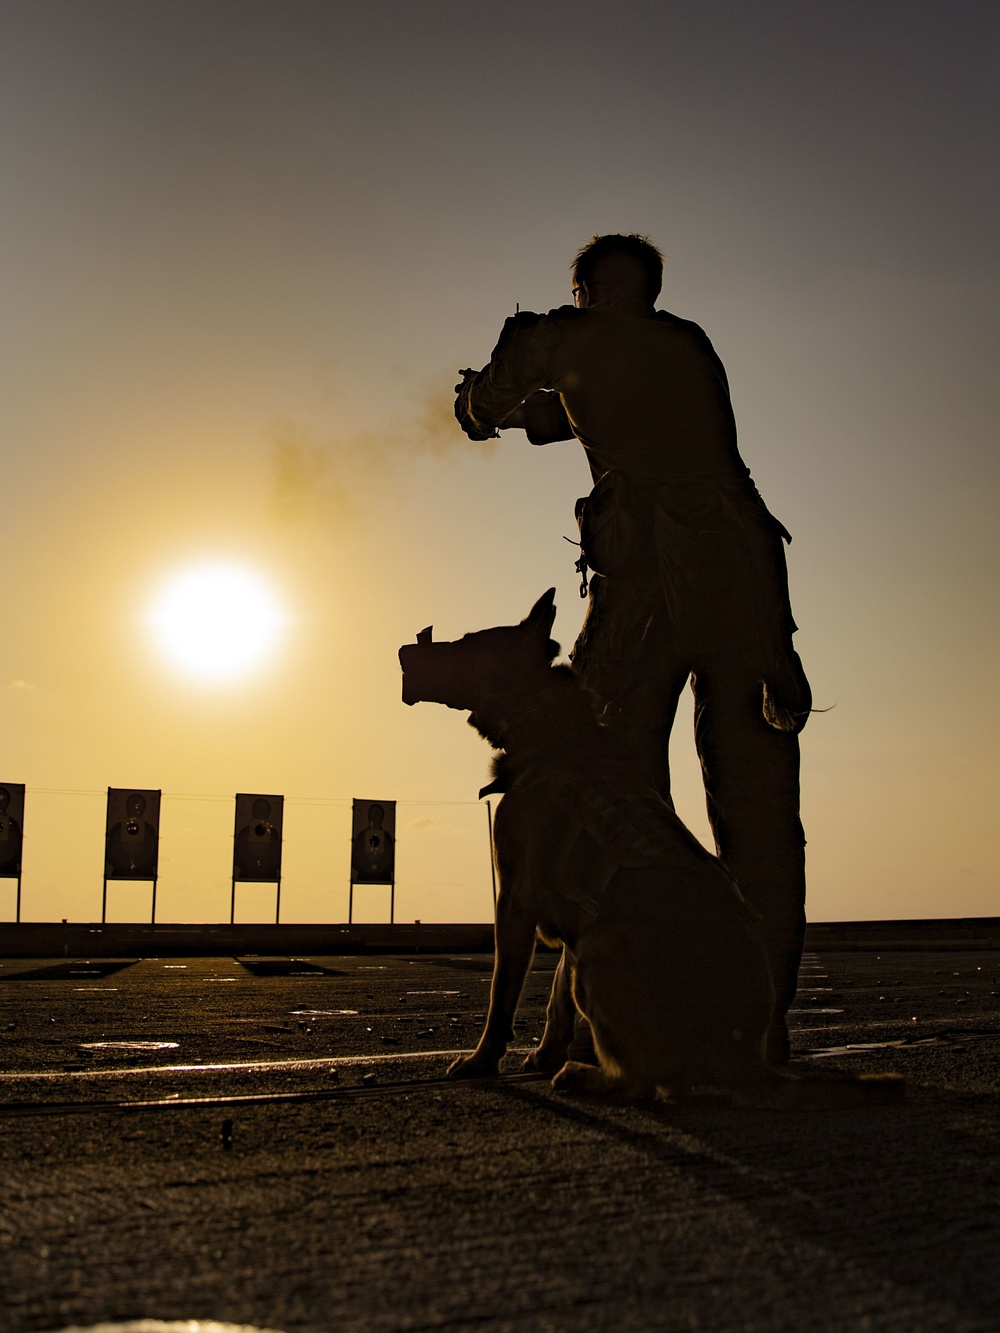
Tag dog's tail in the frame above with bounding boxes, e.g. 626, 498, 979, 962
742, 1070, 905, 1110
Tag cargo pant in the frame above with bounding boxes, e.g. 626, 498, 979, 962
571, 492, 808, 1060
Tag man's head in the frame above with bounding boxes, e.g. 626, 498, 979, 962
572, 233, 663, 312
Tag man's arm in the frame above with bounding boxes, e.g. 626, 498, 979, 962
455, 310, 575, 443
519, 390, 574, 445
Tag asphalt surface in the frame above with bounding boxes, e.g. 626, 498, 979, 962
1, 949, 999, 1333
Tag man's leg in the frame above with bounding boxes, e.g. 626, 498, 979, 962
691, 664, 807, 1063
551, 575, 688, 1062
572, 574, 689, 803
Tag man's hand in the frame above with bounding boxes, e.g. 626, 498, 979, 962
455, 368, 525, 432
454, 366, 500, 442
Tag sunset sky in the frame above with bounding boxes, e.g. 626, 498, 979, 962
2, 1, 997, 926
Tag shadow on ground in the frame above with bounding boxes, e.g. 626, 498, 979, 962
1, 949, 997, 1332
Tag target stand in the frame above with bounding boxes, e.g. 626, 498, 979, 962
349, 798, 396, 924
231, 793, 284, 925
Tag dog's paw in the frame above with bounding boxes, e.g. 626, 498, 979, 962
523, 1044, 568, 1075
446, 1052, 501, 1081
552, 1060, 655, 1103
551, 1060, 608, 1096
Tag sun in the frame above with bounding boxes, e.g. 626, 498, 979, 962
149, 563, 287, 681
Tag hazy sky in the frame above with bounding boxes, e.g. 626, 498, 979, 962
2, 0, 997, 925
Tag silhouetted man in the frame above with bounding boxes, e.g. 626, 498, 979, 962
455, 233, 811, 1061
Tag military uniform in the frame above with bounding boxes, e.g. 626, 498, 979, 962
457, 304, 811, 1054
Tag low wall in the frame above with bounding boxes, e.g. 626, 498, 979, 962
0, 921, 495, 959
805, 916, 1000, 952
1, 917, 999, 958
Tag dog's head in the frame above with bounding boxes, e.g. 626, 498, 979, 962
399, 588, 559, 712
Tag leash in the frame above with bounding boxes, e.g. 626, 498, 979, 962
0, 1067, 548, 1120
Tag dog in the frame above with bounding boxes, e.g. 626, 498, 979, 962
399, 588, 903, 1109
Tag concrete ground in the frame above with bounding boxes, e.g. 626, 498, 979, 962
1, 948, 998, 1333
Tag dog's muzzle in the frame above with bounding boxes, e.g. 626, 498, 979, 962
398, 628, 476, 711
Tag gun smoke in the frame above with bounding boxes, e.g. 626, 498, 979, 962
269, 373, 498, 525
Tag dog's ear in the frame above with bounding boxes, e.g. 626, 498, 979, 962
416, 626, 433, 644
523, 587, 557, 638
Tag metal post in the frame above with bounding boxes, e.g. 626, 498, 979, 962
348, 879, 354, 925
230, 879, 236, 925
15, 873, 21, 924
102, 877, 108, 924
390, 878, 395, 925
150, 876, 157, 925
275, 875, 281, 926
486, 800, 497, 911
